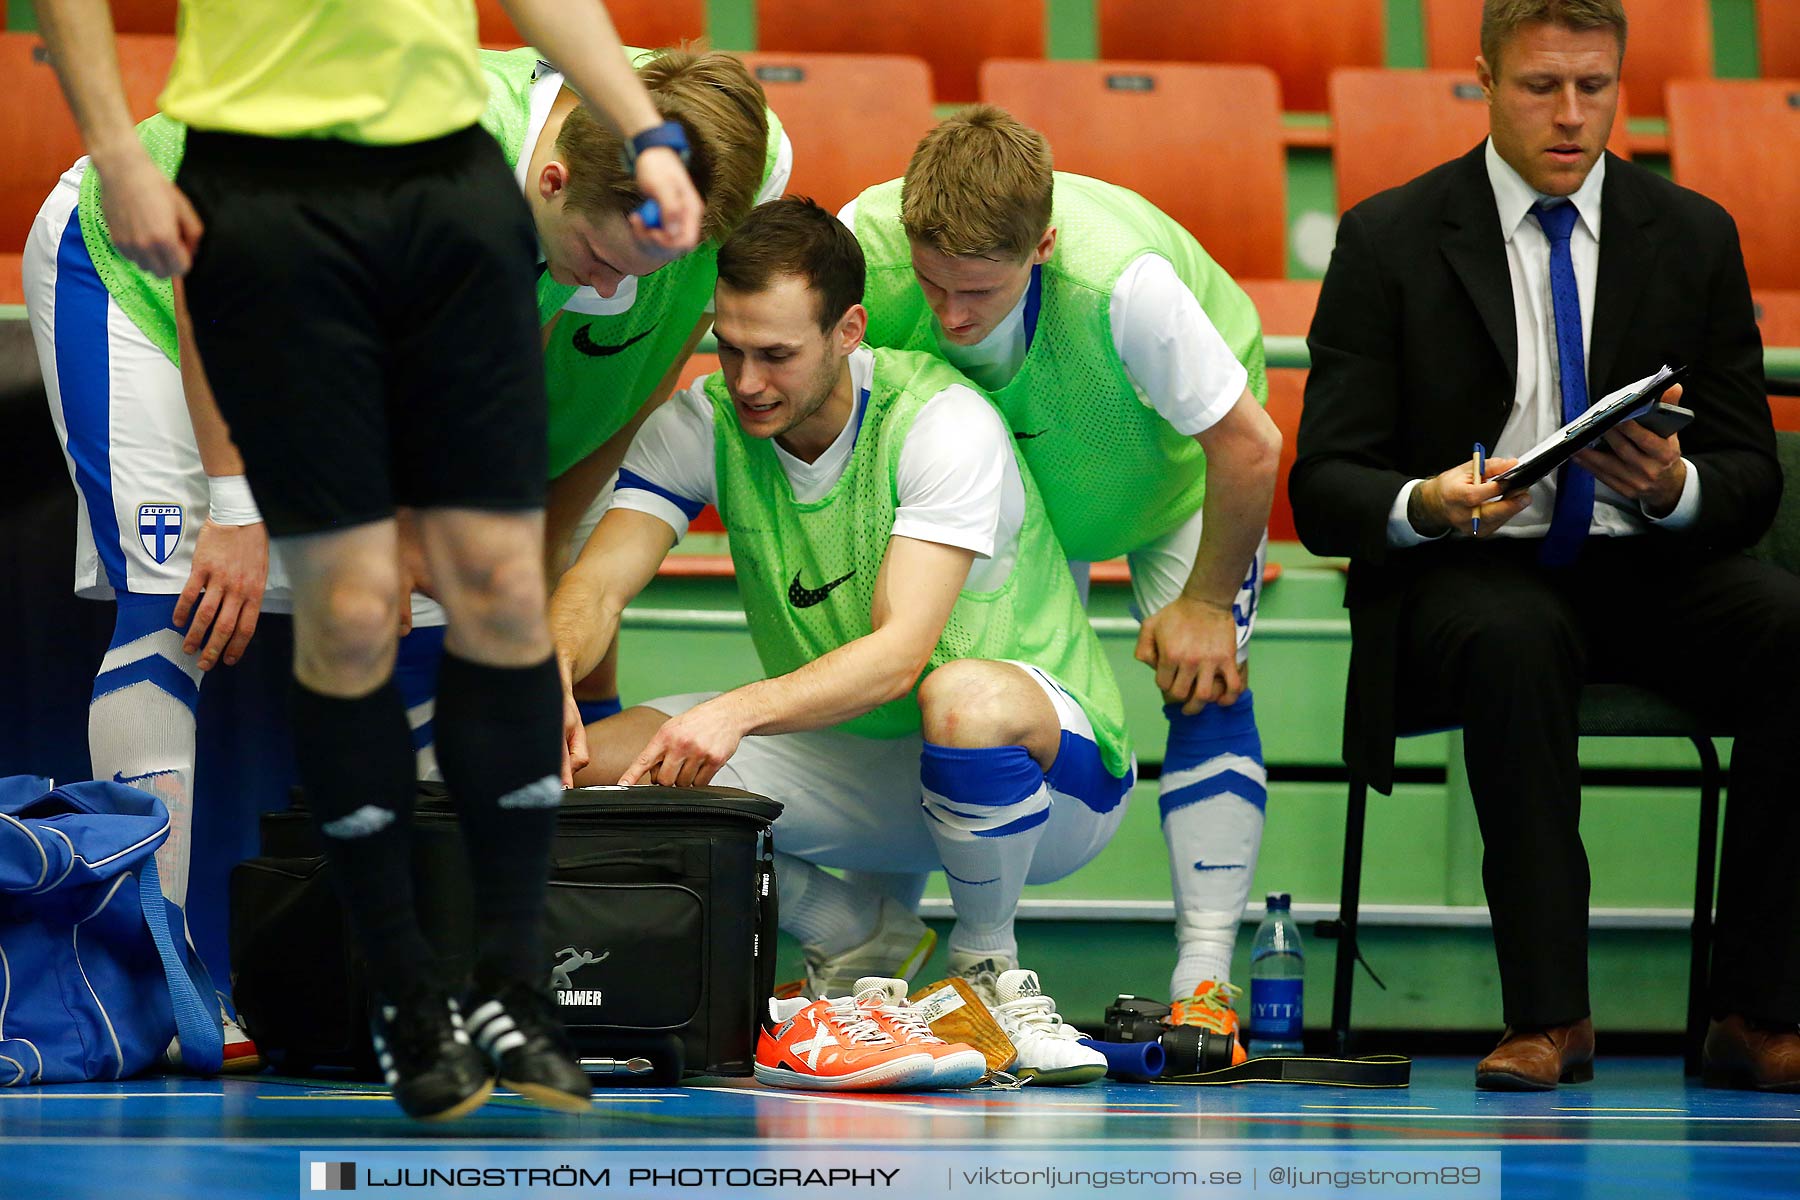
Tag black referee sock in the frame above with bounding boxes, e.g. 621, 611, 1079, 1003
433, 651, 565, 984
290, 677, 437, 996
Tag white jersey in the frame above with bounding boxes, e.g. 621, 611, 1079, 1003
612, 346, 1025, 592
24, 161, 445, 625
838, 199, 1246, 436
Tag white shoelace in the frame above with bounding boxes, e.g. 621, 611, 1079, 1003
881, 1002, 949, 1045
851, 986, 947, 1046
996, 995, 1081, 1042
825, 997, 897, 1046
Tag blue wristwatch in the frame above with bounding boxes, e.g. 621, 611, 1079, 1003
625, 120, 691, 169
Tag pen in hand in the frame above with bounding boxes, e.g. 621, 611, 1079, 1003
1471, 443, 1487, 536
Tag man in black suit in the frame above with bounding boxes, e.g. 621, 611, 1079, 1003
1292, 0, 1800, 1091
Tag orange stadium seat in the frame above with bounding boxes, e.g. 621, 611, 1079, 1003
0, 32, 174, 254
979, 59, 1288, 281
1423, 0, 1710, 120
1328, 68, 1632, 213
736, 52, 935, 216
1668, 79, 1800, 291
1096, 0, 1382, 114
1, 253, 23, 306
1239, 278, 1321, 339
473, 0, 705, 51
106, 0, 177, 32
676, 351, 720, 391
1234, 286, 1315, 543
675, 353, 727, 533
1757, 291, 1800, 351
1265, 369, 1305, 542
756, 0, 1041, 104
1761, 1, 1800, 79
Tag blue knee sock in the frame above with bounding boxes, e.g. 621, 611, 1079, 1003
576, 696, 623, 725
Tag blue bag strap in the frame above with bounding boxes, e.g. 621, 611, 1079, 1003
136, 856, 223, 1073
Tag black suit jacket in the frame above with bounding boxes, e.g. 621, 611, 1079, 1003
1290, 144, 1779, 791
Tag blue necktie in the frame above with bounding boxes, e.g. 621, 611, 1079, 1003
1534, 200, 1594, 566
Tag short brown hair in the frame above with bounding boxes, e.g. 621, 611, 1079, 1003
1480, 0, 1628, 71
716, 197, 865, 333
900, 105, 1053, 261
555, 48, 770, 243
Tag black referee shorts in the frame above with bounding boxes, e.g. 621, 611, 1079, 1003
178, 125, 547, 537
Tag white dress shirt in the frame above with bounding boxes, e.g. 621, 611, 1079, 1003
1387, 139, 1700, 546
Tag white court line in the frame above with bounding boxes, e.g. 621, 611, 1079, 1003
1554, 1107, 1685, 1112
0, 1092, 226, 1100
1302, 1105, 1438, 1111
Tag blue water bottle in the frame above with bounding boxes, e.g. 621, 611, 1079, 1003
1248, 892, 1305, 1057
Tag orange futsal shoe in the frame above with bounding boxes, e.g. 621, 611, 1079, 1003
852, 978, 987, 1089
1168, 980, 1248, 1066
754, 996, 938, 1091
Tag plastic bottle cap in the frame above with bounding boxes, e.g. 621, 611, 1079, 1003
1266, 893, 1291, 910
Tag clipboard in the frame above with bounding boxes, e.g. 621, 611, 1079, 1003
1488, 364, 1689, 493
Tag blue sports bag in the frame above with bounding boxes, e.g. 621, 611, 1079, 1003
0, 775, 223, 1084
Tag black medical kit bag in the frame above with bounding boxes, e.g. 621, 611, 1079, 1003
229, 783, 780, 1082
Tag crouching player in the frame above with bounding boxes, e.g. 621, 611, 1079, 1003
844, 109, 1283, 1058
552, 199, 1128, 1084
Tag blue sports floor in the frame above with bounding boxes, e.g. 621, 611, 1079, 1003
4, 1059, 1799, 1199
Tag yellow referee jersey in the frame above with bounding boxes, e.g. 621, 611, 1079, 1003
159, 0, 488, 144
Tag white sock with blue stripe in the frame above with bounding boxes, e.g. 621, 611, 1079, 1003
90, 595, 203, 905
775, 851, 879, 958
1159, 692, 1266, 1000
840, 869, 930, 914
920, 742, 1050, 963
393, 627, 445, 782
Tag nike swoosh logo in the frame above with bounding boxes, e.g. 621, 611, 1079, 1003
788, 569, 855, 608
1013, 428, 1051, 440
1193, 861, 1247, 872
113, 768, 177, 788
571, 324, 655, 358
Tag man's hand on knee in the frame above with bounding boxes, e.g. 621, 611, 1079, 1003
1137, 595, 1244, 714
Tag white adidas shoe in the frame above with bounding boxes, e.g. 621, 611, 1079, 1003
852, 978, 987, 1089
984, 969, 1107, 1086
946, 950, 1019, 1008
804, 897, 937, 999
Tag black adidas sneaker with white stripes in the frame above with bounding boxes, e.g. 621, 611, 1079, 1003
465, 974, 593, 1113
369, 985, 494, 1121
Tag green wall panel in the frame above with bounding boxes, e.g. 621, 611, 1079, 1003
775, 921, 1697, 1032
